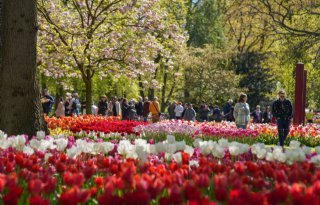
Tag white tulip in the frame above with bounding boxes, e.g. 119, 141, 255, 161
172, 152, 182, 164
212, 145, 225, 158
229, 145, 240, 156
266, 152, 274, 161
257, 149, 267, 159
175, 141, 186, 151
146, 144, 157, 154
289, 140, 301, 149
193, 138, 202, 148
23, 146, 34, 155
165, 153, 172, 161
36, 131, 46, 140
45, 153, 53, 162
189, 160, 199, 168
218, 138, 229, 148
315, 146, 320, 155
184, 145, 194, 156
155, 142, 166, 153
165, 144, 177, 154
166, 135, 176, 144
55, 138, 68, 152
0, 130, 7, 140
66, 146, 80, 158
29, 139, 41, 150
301, 146, 312, 155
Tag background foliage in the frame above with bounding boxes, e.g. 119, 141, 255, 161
37, 0, 320, 113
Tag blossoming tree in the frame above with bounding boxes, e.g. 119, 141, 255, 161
37, 0, 170, 113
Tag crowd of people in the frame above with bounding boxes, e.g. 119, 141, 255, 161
42, 89, 297, 147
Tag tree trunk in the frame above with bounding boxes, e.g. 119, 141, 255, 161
161, 67, 168, 112
138, 75, 145, 99
0, 0, 47, 136
85, 75, 92, 114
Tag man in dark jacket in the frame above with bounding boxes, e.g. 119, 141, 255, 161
272, 90, 293, 147
142, 97, 150, 122
168, 101, 176, 120
41, 89, 54, 115
98, 95, 108, 116
135, 97, 144, 120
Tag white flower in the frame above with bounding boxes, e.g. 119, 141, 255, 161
45, 153, 53, 162
23, 146, 34, 155
272, 147, 286, 163
172, 152, 182, 164
218, 138, 229, 148
212, 145, 225, 158
289, 140, 301, 149
166, 135, 176, 144
193, 138, 202, 148
117, 140, 134, 156
55, 138, 68, 152
165, 153, 172, 161
229, 144, 240, 156
29, 139, 41, 150
155, 142, 166, 153
0, 130, 7, 140
189, 160, 199, 168
36, 131, 46, 140
136, 145, 148, 164
165, 144, 177, 154
315, 146, 320, 154
266, 152, 274, 161
301, 146, 312, 155
256, 149, 267, 159
175, 141, 186, 151
199, 141, 211, 155
146, 144, 157, 154
184, 145, 194, 156
135, 139, 147, 147
66, 146, 81, 158
310, 155, 320, 166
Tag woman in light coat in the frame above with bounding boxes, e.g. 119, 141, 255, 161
233, 93, 250, 129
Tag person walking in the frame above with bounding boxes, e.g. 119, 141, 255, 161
97, 95, 108, 116
142, 97, 150, 122
149, 97, 161, 123
251, 105, 263, 123
212, 105, 222, 122
70, 93, 80, 116
168, 101, 177, 120
233, 93, 250, 129
262, 106, 272, 123
135, 97, 144, 120
223, 99, 233, 121
41, 89, 54, 116
121, 98, 130, 120
199, 101, 210, 122
174, 102, 184, 120
64, 93, 72, 116
55, 97, 65, 117
183, 103, 196, 121
272, 90, 293, 147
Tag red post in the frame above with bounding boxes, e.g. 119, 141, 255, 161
303, 70, 307, 125
294, 63, 305, 125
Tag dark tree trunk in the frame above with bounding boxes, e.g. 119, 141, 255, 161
161, 66, 168, 112
84, 70, 92, 114
0, 0, 47, 136
138, 75, 145, 99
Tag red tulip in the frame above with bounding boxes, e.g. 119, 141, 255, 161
63, 172, 85, 187
29, 195, 50, 205
28, 179, 43, 194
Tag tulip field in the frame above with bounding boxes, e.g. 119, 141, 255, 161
1, 116, 320, 204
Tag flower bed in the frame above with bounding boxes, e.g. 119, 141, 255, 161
1, 131, 320, 204
135, 120, 320, 147
45, 115, 148, 135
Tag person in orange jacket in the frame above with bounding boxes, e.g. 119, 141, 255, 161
149, 97, 161, 123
